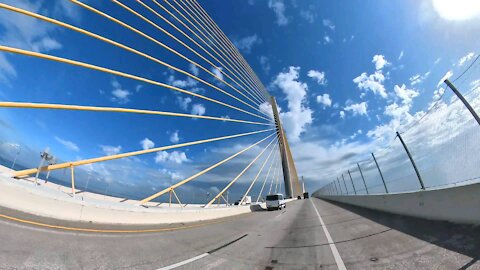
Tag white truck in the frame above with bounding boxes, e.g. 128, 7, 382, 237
266, 193, 286, 210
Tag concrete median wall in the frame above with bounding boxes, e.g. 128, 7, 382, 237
314, 182, 480, 225
0, 172, 259, 225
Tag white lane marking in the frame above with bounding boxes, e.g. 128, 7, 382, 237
156, 253, 209, 270
310, 199, 347, 270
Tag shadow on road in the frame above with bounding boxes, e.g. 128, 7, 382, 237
323, 199, 480, 270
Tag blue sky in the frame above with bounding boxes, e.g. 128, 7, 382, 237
0, 0, 479, 202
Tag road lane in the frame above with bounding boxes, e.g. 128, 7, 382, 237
312, 199, 480, 270
1, 198, 479, 269
0, 200, 336, 269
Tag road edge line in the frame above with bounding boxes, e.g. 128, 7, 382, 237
310, 199, 347, 270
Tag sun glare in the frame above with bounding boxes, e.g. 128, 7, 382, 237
432, 0, 480, 21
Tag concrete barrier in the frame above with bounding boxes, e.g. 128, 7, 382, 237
314, 182, 480, 225
0, 172, 257, 225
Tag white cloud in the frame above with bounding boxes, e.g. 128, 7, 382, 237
307, 70, 327, 85
155, 151, 188, 164
323, 35, 332, 44
339, 111, 345, 119
432, 87, 446, 102
437, 70, 453, 87
394, 84, 419, 105
160, 168, 183, 181
300, 9, 315, 23
353, 71, 388, 98
316, 93, 332, 108
458, 52, 476, 66
191, 103, 206, 116
344, 102, 368, 116
259, 102, 274, 120
0, 54, 17, 83
271, 66, 313, 141
259, 56, 271, 74
233, 34, 261, 54
372, 55, 390, 70
170, 130, 180, 143
100, 145, 122, 156
140, 138, 154, 150
135, 85, 143, 92
409, 71, 430, 86
110, 79, 131, 104
176, 96, 192, 111
54, 136, 79, 152
398, 51, 404, 60
366, 84, 420, 143
167, 74, 197, 88
350, 129, 363, 140
0, 1, 84, 83
268, 0, 289, 26
432, 0, 480, 21
211, 66, 224, 83
0, 1, 76, 82
322, 19, 335, 30
189, 63, 199, 76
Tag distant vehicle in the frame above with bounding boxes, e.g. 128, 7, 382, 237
234, 196, 251, 205
266, 194, 286, 210
303, 192, 309, 199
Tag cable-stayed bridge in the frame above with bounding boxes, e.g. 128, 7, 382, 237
0, 1, 479, 269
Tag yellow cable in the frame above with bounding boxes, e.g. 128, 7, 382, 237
256, 149, 278, 202
0, 45, 270, 122
59, 1, 269, 119
140, 132, 275, 204
13, 129, 274, 177
113, 0, 267, 114
206, 137, 277, 207
179, 0, 268, 102
161, 0, 266, 105
240, 143, 278, 204
0, 102, 270, 126
172, 0, 266, 103
150, 0, 266, 107
186, 0, 270, 101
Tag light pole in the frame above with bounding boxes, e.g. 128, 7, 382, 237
34, 148, 54, 185
11, 144, 20, 169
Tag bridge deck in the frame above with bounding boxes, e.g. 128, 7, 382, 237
0, 198, 479, 269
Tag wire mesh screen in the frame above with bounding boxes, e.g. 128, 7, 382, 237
318, 56, 480, 196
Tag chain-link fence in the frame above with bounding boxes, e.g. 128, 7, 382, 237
318, 56, 480, 196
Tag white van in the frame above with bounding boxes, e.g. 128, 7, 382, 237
266, 194, 286, 210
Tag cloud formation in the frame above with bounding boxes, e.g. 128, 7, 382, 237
271, 66, 313, 141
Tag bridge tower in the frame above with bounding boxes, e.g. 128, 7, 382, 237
270, 97, 302, 198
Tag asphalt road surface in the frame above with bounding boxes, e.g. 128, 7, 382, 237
1, 198, 479, 269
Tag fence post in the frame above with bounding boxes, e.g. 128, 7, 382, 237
337, 177, 343, 195
341, 173, 349, 194
333, 180, 339, 195
372, 152, 388, 193
357, 163, 369, 194
70, 164, 75, 198
347, 170, 357, 195
445, 79, 480, 126
396, 132, 425, 190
